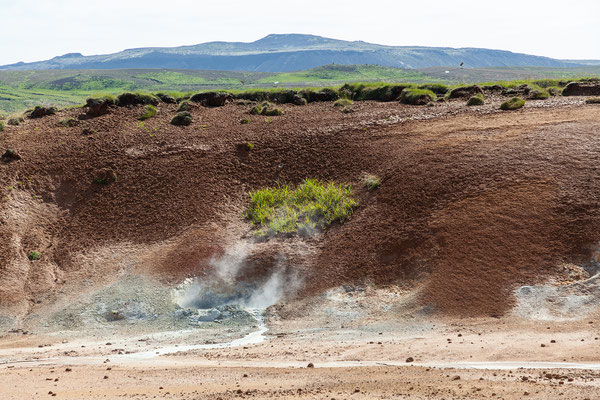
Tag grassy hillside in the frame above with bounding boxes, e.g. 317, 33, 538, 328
259, 65, 434, 84
0, 64, 599, 114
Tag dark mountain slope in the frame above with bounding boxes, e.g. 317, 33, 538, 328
0, 34, 586, 72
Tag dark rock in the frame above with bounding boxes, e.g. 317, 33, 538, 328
562, 82, 600, 96
86, 97, 114, 117
307, 362, 314, 368
93, 168, 117, 185
448, 85, 483, 99
406, 357, 414, 363
155, 93, 177, 104
190, 92, 230, 107
117, 92, 158, 107
2, 149, 21, 162
171, 111, 193, 126
7, 117, 23, 126
26, 106, 57, 119
292, 94, 308, 105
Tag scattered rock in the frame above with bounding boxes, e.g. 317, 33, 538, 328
452, 375, 461, 381
406, 357, 414, 363
2, 148, 21, 162
26, 106, 57, 119
307, 362, 314, 368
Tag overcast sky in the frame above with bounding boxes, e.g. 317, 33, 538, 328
1, 0, 598, 65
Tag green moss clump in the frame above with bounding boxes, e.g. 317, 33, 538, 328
250, 102, 283, 116
466, 94, 485, 106
500, 97, 526, 110
400, 88, 436, 105
170, 111, 193, 126
418, 83, 449, 95
528, 89, 550, 100
246, 178, 357, 238
117, 92, 158, 107
139, 104, 157, 121
334, 98, 353, 107
28, 251, 41, 261
240, 118, 250, 124
0, 121, 4, 132
177, 101, 191, 112
363, 174, 381, 190
155, 93, 177, 104
58, 117, 77, 127
8, 117, 23, 126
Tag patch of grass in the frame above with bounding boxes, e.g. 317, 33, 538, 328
500, 97, 526, 110
418, 83, 449, 95
246, 142, 254, 151
117, 92, 158, 107
177, 101, 191, 112
170, 111, 193, 126
339, 82, 413, 102
586, 97, 600, 104
363, 174, 381, 190
58, 117, 77, 127
0, 121, 3, 132
240, 118, 250, 124
250, 102, 283, 116
139, 104, 157, 121
399, 88, 436, 105
466, 93, 485, 106
7, 117, 23, 126
28, 251, 41, 261
528, 89, 550, 100
334, 98, 353, 107
246, 178, 357, 238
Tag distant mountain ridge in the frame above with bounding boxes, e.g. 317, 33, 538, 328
1, 34, 593, 72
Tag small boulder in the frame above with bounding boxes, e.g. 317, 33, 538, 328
93, 168, 117, 185
26, 106, 57, 119
292, 94, 308, 106
190, 92, 230, 107
449, 85, 483, 99
7, 117, 23, 126
86, 97, 115, 117
171, 111, 193, 126
2, 148, 22, 162
155, 93, 177, 104
562, 81, 600, 96
117, 92, 158, 107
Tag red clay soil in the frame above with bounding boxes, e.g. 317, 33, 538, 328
1, 98, 599, 317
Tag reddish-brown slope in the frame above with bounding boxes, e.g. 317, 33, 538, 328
1, 98, 599, 316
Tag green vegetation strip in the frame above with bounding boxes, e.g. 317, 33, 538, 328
246, 179, 357, 238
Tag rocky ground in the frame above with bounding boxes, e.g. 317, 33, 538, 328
2, 93, 600, 398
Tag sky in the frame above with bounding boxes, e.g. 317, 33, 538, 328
0, 0, 599, 65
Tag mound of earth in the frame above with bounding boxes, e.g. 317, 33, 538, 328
0, 95, 598, 325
